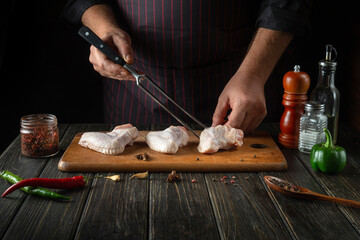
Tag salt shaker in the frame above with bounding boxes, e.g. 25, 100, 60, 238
298, 101, 328, 153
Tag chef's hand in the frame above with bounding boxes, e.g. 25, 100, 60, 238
89, 28, 135, 80
212, 71, 267, 133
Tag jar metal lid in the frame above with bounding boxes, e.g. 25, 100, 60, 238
20, 114, 58, 127
305, 101, 325, 111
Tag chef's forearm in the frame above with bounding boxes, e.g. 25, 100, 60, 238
81, 4, 120, 38
237, 28, 294, 84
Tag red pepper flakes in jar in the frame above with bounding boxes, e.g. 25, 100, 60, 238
20, 114, 59, 158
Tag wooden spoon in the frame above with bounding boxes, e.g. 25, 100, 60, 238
264, 176, 360, 209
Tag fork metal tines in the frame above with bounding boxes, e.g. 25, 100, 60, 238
123, 64, 206, 138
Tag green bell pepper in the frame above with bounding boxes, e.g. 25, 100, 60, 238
310, 128, 346, 173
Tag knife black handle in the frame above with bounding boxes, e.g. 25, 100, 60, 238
78, 26, 126, 66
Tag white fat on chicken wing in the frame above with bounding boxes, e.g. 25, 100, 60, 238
197, 125, 244, 153
78, 124, 139, 155
145, 126, 189, 154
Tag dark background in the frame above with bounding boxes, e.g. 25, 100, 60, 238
0, 0, 359, 153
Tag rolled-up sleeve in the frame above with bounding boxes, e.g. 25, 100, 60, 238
256, 0, 313, 36
62, 0, 110, 27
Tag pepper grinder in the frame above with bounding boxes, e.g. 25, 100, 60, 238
279, 65, 310, 149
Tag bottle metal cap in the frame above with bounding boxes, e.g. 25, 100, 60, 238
305, 101, 325, 112
319, 60, 337, 70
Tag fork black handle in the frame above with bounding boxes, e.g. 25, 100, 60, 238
78, 26, 126, 66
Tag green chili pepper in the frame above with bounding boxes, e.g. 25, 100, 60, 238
310, 128, 347, 173
0, 171, 71, 201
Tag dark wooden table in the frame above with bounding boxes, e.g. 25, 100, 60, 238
1, 123, 360, 240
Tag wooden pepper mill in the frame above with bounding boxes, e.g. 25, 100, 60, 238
279, 65, 310, 149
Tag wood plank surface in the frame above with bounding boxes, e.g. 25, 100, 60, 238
74, 172, 149, 240
0, 124, 69, 239
287, 123, 360, 235
58, 130, 287, 172
74, 126, 152, 240
261, 124, 360, 239
149, 172, 220, 240
1, 123, 360, 240
205, 172, 291, 239
2, 124, 110, 240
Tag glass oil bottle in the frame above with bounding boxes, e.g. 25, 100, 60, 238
310, 44, 340, 144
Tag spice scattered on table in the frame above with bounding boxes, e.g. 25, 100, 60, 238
129, 171, 149, 180
253, 155, 257, 158
196, 158, 200, 161
166, 170, 181, 182
135, 152, 150, 161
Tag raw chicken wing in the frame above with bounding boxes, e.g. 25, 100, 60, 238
145, 126, 189, 154
78, 124, 139, 155
198, 125, 244, 153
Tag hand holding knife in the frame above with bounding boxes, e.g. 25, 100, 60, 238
78, 26, 206, 137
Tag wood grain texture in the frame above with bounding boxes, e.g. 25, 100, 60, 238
2, 123, 360, 240
0, 124, 69, 239
74, 172, 149, 240
2, 124, 110, 240
58, 130, 287, 172
205, 172, 291, 240
288, 123, 360, 235
149, 172, 220, 240
262, 123, 360, 239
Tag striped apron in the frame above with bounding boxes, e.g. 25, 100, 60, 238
104, 0, 259, 125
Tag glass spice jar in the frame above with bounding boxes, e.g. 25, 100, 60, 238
20, 114, 59, 158
298, 102, 328, 153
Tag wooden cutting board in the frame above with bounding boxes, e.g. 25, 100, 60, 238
58, 131, 287, 172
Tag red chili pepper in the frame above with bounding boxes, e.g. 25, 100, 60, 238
2, 176, 86, 198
